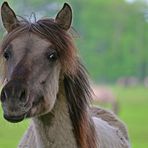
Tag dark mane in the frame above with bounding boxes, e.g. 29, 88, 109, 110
64, 61, 97, 148
1, 18, 97, 148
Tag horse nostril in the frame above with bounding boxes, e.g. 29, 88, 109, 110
19, 89, 27, 102
1, 89, 7, 102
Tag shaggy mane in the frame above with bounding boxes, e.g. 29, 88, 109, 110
64, 61, 97, 148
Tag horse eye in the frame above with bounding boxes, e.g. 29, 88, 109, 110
47, 51, 58, 61
3, 50, 11, 60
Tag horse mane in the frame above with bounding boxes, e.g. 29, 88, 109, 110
64, 61, 97, 148
0, 18, 97, 148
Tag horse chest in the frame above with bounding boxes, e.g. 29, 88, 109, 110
32, 98, 78, 148
35, 123, 77, 148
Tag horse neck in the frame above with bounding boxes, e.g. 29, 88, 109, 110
32, 81, 77, 148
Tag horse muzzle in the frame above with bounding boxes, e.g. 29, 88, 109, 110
0, 80, 30, 123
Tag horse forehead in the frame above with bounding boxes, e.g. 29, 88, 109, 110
11, 33, 51, 55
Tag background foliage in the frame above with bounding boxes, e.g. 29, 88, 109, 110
0, 0, 148, 82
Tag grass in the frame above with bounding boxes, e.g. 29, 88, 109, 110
0, 85, 148, 147
112, 86, 148, 148
0, 109, 29, 148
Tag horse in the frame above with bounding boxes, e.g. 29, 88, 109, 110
0, 2, 130, 148
92, 85, 119, 114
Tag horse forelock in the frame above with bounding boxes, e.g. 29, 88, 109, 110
1, 18, 77, 76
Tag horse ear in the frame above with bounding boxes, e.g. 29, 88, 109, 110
1, 2, 19, 32
55, 3, 72, 30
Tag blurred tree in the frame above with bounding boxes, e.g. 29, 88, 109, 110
0, 0, 148, 83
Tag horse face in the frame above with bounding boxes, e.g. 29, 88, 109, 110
0, 2, 72, 123
0, 33, 61, 123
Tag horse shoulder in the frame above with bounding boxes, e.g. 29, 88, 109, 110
91, 107, 131, 148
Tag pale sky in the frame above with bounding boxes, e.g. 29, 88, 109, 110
125, 0, 148, 4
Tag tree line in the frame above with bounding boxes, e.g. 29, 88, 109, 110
1, 0, 148, 83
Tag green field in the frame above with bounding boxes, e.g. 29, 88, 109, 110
0, 86, 148, 148
112, 86, 148, 148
